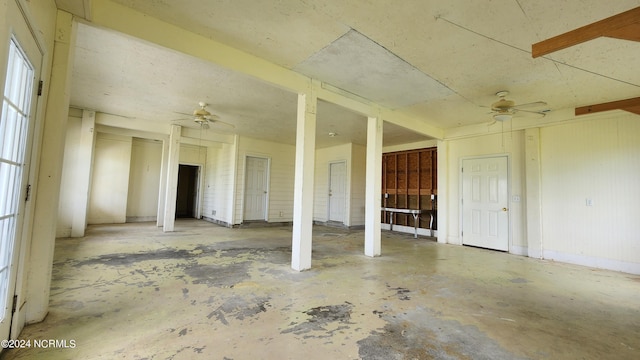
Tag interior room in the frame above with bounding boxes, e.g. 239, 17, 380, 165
0, 0, 639, 359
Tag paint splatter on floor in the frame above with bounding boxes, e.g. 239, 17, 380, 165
281, 302, 354, 337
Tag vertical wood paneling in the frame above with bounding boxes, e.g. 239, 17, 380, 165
541, 114, 640, 268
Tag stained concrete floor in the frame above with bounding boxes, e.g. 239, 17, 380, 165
2, 220, 639, 359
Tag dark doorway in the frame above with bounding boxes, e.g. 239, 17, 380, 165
176, 164, 199, 218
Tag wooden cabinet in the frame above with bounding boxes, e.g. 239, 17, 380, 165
382, 148, 437, 230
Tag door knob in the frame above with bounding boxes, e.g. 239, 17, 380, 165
502, 207, 508, 211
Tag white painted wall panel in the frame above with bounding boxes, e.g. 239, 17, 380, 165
202, 143, 235, 224
179, 143, 206, 164
350, 144, 367, 226
541, 114, 640, 272
88, 133, 132, 224
126, 138, 162, 222
446, 130, 525, 250
235, 136, 295, 224
314, 144, 351, 223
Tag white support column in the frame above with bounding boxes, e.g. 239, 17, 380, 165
70, 110, 96, 237
436, 140, 448, 244
156, 137, 169, 227
227, 135, 239, 226
364, 116, 383, 257
291, 91, 317, 271
163, 125, 181, 232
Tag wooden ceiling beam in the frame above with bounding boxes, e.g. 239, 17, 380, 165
532, 7, 640, 58
575, 97, 640, 116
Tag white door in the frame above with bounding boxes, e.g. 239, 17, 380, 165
461, 157, 509, 251
244, 157, 268, 220
328, 161, 346, 223
0, 1, 42, 341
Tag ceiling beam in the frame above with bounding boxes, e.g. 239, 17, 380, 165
575, 97, 640, 116
532, 7, 640, 58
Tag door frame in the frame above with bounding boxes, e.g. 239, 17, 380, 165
327, 160, 347, 224
243, 155, 270, 221
459, 154, 511, 251
0, 0, 45, 341
178, 163, 203, 219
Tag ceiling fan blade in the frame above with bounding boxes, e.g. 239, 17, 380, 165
512, 101, 547, 109
210, 119, 236, 129
515, 108, 549, 117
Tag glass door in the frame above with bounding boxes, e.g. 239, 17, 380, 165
0, 35, 37, 340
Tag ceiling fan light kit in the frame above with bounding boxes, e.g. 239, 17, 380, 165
493, 113, 512, 122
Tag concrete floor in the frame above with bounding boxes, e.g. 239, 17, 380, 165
2, 220, 639, 359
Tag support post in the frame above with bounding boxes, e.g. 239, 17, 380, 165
156, 137, 169, 227
70, 110, 96, 237
436, 140, 448, 244
163, 125, 181, 232
364, 116, 382, 257
291, 91, 316, 271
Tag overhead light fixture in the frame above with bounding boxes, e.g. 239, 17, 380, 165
493, 113, 512, 122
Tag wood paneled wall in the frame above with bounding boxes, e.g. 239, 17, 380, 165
382, 148, 437, 229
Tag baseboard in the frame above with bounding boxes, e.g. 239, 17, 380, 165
509, 244, 528, 256
56, 228, 71, 238
543, 249, 640, 275
201, 216, 233, 228
312, 220, 366, 230
126, 216, 157, 223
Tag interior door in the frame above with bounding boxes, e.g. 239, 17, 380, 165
328, 161, 346, 223
461, 156, 509, 251
0, 0, 42, 340
244, 156, 268, 220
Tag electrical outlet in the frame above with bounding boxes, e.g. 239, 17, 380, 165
212, 210, 216, 215
279, 211, 283, 217
586, 198, 594, 206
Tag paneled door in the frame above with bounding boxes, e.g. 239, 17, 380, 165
461, 156, 509, 251
0, 0, 43, 341
244, 156, 269, 220
328, 161, 346, 223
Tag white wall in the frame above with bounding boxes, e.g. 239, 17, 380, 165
445, 130, 526, 251
441, 113, 640, 274
202, 142, 236, 225
234, 136, 295, 224
180, 143, 206, 164
540, 114, 640, 273
56, 115, 81, 237
350, 144, 367, 226
88, 132, 132, 224
314, 143, 351, 223
126, 138, 163, 222
313, 143, 367, 227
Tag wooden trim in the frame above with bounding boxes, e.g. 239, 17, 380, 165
575, 97, 640, 116
532, 7, 640, 58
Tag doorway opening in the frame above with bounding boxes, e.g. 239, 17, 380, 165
175, 164, 200, 219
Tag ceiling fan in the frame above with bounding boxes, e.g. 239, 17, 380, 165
489, 91, 549, 123
173, 102, 235, 130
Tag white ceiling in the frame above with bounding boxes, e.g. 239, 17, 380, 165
60, 0, 640, 147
